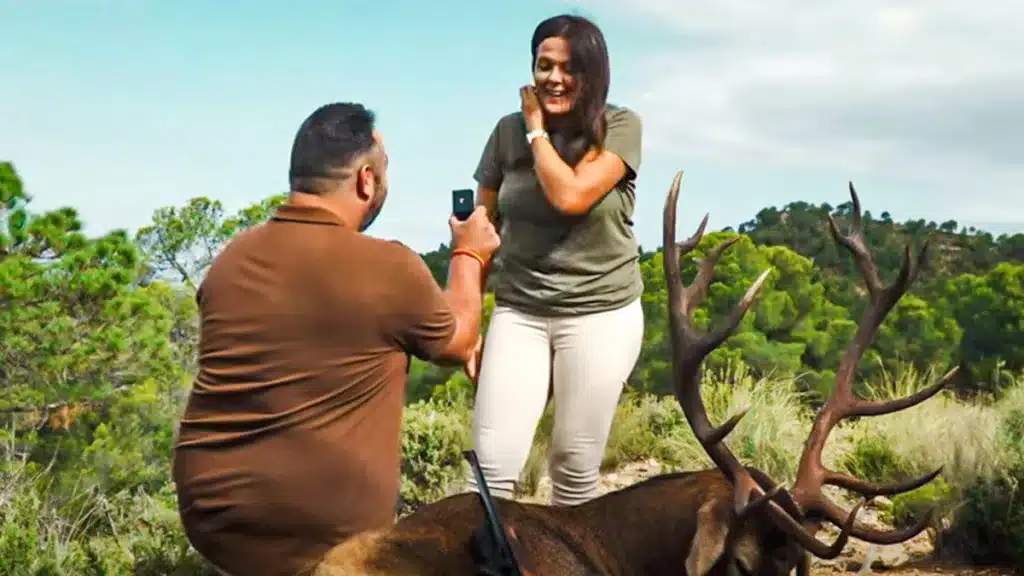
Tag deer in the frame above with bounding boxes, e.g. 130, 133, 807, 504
313, 171, 956, 576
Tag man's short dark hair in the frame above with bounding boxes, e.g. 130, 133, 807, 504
289, 102, 377, 195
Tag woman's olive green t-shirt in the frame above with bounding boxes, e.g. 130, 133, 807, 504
473, 105, 644, 317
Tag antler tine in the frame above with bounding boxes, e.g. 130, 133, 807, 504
848, 366, 955, 418
782, 182, 950, 549
684, 236, 741, 316
822, 498, 937, 545
826, 182, 882, 297
664, 172, 771, 360
826, 465, 943, 499
762, 497, 870, 560
738, 482, 786, 520
663, 170, 771, 512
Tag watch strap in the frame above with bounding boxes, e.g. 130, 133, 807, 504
525, 129, 548, 145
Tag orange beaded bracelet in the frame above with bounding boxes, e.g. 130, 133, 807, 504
451, 248, 487, 268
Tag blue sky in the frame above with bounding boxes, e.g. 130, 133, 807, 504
2, 0, 1021, 253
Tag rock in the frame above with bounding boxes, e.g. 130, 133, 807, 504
875, 546, 911, 568
873, 496, 894, 511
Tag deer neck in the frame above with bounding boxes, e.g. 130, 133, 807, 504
561, 470, 730, 574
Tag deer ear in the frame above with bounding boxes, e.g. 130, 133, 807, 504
686, 501, 730, 576
730, 533, 763, 574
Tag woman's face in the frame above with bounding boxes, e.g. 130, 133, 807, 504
533, 36, 578, 116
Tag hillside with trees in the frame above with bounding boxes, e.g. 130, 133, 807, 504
2, 158, 1024, 574
414, 187, 1024, 403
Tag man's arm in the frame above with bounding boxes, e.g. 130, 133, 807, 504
389, 244, 484, 366
434, 251, 485, 365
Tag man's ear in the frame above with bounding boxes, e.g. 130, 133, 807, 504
686, 501, 730, 576
355, 164, 375, 202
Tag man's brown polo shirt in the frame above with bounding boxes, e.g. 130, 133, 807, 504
172, 203, 456, 576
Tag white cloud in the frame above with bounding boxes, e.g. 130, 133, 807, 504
567, 1, 1024, 221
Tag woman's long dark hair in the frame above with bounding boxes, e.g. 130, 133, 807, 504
531, 14, 611, 168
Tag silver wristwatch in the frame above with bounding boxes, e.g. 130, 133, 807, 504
526, 129, 549, 145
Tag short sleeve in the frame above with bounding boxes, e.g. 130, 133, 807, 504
603, 107, 642, 179
385, 242, 457, 362
473, 119, 504, 190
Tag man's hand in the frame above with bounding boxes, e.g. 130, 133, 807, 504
433, 205, 498, 367
450, 205, 500, 265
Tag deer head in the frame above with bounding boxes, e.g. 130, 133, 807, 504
662, 172, 955, 576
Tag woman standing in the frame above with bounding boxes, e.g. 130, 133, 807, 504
466, 14, 645, 506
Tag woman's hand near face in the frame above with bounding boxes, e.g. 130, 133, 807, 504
520, 86, 545, 133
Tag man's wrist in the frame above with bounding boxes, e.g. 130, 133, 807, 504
451, 247, 489, 269
448, 248, 488, 301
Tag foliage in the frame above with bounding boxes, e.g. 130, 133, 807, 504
941, 263, 1024, 391
0, 461, 216, 575
838, 433, 913, 486
601, 362, 812, 479
2, 159, 1024, 570
736, 195, 1023, 388
943, 386, 1024, 565
134, 194, 286, 289
953, 467, 1024, 568
398, 399, 471, 512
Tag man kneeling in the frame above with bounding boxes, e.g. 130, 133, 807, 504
172, 102, 499, 576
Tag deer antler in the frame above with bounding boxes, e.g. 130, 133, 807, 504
786, 182, 956, 543
663, 172, 952, 557
663, 171, 859, 559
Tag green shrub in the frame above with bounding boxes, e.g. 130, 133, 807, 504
890, 476, 954, 528
938, 390, 1024, 567
5, 367, 1024, 572
604, 364, 813, 482
949, 465, 1024, 567
399, 399, 471, 511
0, 463, 213, 575
998, 404, 1024, 463
602, 392, 699, 472
839, 433, 913, 484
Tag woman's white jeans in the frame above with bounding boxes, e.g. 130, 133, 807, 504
465, 297, 644, 506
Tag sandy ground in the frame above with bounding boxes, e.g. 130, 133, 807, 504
813, 564, 1013, 576
516, 460, 1017, 576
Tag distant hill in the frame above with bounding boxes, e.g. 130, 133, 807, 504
419, 200, 1024, 306
967, 222, 1024, 236
733, 201, 1023, 280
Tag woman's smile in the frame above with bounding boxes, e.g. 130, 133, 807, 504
538, 85, 574, 114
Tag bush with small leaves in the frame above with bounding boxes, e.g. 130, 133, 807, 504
399, 399, 472, 512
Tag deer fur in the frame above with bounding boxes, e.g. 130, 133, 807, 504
315, 469, 799, 576
310, 171, 953, 576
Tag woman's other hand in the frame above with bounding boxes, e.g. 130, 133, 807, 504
464, 334, 484, 385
